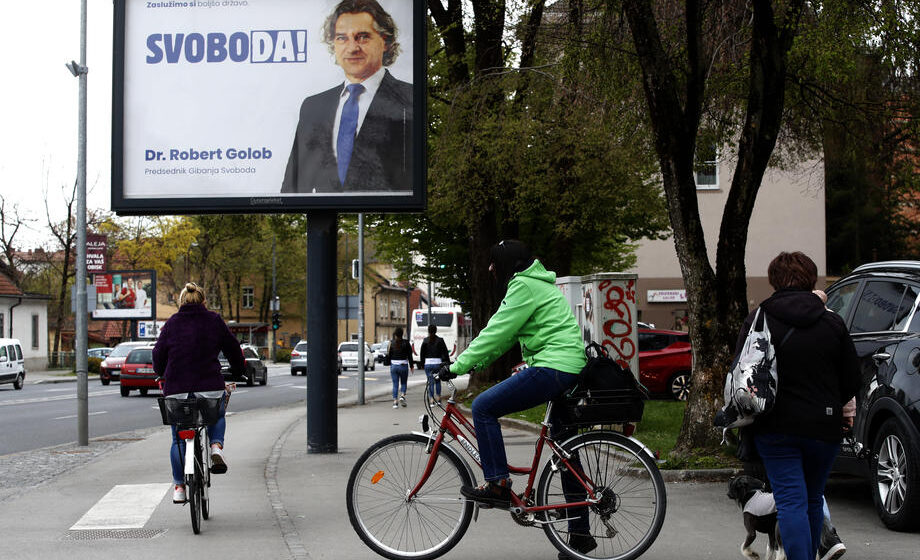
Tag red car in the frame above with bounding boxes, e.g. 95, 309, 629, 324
119, 346, 158, 397
99, 341, 151, 385
638, 328, 692, 400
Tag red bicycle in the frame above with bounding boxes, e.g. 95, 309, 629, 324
345, 377, 666, 560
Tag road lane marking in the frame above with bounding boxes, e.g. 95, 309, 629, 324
71, 483, 170, 530
0, 389, 121, 406
54, 411, 108, 420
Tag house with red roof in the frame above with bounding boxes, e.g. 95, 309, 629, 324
0, 271, 50, 371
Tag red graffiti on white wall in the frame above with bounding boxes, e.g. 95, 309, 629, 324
599, 279, 636, 370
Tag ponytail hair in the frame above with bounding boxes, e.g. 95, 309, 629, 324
179, 282, 205, 306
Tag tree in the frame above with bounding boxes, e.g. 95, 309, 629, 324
0, 195, 31, 282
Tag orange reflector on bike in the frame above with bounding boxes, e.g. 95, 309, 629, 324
371, 471, 385, 484
178, 430, 196, 440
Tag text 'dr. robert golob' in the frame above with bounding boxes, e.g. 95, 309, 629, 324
145, 147, 272, 161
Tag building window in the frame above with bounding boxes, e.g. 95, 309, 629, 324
242, 286, 254, 309
378, 298, 387, 320
0, 313, 4, 337
31, 315, 39, 349
695, 143, 719, 190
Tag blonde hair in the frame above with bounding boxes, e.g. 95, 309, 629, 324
179, 282, 205, 306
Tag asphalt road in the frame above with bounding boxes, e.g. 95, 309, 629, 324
0, 363, 418, 456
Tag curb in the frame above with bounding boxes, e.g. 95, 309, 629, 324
32, 375, 101, 385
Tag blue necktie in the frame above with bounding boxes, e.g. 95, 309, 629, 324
337, 83, 364, 185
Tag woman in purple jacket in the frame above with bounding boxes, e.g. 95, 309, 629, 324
153, 283, 245, 504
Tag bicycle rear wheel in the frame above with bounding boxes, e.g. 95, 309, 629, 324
346, 433, 475, 560
537, 431, 666, 560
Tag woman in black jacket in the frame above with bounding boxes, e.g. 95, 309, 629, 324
740, 252, 859, 560
418, 324, 450, 404
385, 327, 414, 408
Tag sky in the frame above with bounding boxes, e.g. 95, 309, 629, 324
1, 1, 114, 249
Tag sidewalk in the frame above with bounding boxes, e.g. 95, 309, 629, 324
2, 374, 916, 559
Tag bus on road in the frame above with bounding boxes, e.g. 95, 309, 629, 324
409, 307, 472, 363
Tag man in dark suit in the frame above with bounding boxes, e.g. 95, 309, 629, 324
282, 0, 413, 194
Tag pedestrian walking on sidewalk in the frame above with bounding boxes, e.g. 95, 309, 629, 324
153, 282, 245, 503
737, 252, 859, 560
385, 327, 413, 408
418, 324, 449, 404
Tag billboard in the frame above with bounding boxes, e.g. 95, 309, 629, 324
112, 0, 426, 214
92, 270, 157, 320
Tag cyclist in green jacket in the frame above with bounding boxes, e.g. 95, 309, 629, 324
438, 240, 587, 520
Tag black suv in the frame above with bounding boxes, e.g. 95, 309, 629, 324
825, 261, 920, 531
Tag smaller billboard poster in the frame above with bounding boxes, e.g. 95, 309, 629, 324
92, 270, 156, 320
87, 234, 108, 273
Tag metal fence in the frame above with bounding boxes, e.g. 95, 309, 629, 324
48, 351, 76, 369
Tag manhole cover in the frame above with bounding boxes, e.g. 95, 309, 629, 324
63, 528, 166, 540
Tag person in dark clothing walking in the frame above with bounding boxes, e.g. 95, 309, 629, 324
153, 282, 245, 504
738, 252, 859, 560
417, 324, 450, 404
385, 327, 414, 408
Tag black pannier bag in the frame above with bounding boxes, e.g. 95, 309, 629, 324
555, 342, 647, 426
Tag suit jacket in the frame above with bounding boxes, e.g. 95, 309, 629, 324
281, 70, 413, 193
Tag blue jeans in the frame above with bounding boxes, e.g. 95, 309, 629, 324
471, 367, 578, 482
170, 395, 227, 485
754, 433, 839, 560
424, 364, 442, 398
390, 364, 409, 399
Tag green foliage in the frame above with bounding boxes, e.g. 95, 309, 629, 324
274, 348, 291, 363
87, 357, 102, 374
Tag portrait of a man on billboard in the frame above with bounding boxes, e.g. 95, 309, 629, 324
281, 0, 412, 194
111, 0, 424, 214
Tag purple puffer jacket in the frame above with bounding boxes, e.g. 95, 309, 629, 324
153, 304, 245, 396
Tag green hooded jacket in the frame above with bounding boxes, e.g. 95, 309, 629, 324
450, 260, 586, 375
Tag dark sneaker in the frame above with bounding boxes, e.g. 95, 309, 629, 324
460, 480, 512, 508
819, 525, 846, 560
558, 533, 598, 559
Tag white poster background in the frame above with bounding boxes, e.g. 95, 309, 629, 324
123, 0, 415, 198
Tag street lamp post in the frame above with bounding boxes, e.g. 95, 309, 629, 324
68, 0, 90, 447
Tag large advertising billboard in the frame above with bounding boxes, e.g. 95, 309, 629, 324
92, 270, 157, 320
112, 0, 426, 214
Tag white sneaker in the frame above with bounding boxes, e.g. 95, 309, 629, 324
393, 400, 399, 409
173, 484, 187, 503
210, 444, 228, 474
399, 394, 407, 407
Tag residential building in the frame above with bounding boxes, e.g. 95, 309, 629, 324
0, 271, 50, 371
630, 155, 826, 329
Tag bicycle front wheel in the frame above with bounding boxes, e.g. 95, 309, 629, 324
346, 433, 475, 560
537, 431, 666, 560
187, 471, 202, 534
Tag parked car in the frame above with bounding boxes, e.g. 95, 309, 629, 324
87, 347, 114, 359
0, 338, 25, 390
119, 346, 157, 397
370, 341, 389, 363
100, 341, 151, 385
291, 341, 308, 376
219, 344, 268, 386
337, 341, 374, 371
637, 328, 692, 400
824, 261, 920, 531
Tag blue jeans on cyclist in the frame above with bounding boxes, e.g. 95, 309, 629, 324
170, 394, 227, 485
424, 363, 442, 401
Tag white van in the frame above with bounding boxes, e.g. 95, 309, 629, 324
0, 338, 26, 390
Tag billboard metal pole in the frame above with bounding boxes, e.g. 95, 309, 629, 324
306, 211, 337, 453
357, 213, 365, 405
72, 0, 89, 447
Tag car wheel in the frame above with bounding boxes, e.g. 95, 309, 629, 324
871, 418, 920, 531
291, 369, 297, 376
101, 375, 110, 386
120, 386, 130, 397
245, 370, 255, 386
669, 372, 691, 401
13, 373, 23, 390
260, 370, 267, 385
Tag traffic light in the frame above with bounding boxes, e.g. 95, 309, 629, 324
272, 311, 281, 331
